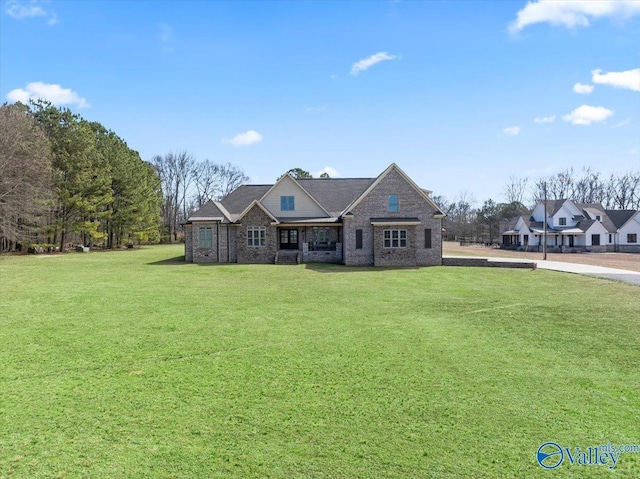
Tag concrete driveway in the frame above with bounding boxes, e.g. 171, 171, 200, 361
534, 260, 640, 286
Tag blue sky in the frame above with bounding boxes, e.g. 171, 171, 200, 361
2, 0, 639, 204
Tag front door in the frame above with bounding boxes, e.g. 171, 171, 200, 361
279, 229, 299, 250
568, 235, 574, 247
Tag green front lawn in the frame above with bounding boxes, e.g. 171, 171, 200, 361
1, 245, 638, 478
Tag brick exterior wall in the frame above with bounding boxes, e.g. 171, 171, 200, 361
187, 222, 235, 263
192, 221, 219, 263
236, 205, 277, 264
373, 225, 417, 267
343, 168, 442, 267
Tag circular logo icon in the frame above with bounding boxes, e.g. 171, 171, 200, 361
537, 442, 564, 469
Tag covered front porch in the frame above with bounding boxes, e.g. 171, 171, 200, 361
275, 223, 343, 264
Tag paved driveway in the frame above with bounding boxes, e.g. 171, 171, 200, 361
534, 260, 640, 286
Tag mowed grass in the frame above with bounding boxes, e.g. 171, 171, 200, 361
1, 246, 639, 478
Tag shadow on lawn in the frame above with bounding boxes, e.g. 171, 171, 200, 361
304, 263, 416, 273
147, 257, 422, 272
147, 256, 186, 266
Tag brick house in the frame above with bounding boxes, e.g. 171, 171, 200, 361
184, 163, 445, 266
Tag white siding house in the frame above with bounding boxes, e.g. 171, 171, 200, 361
502, 199, 637, 253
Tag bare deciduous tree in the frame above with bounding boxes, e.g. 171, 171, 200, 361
503, 175, 528, 204
0, 103, 53, 250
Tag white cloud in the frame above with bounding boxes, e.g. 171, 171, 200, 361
573, 83, 594, 94
509, 0, 640, 33
503, 126, 521, 136
350, 52, 398, 76
5, 0, 57, 25
314, 166, 340, 178
222, 130, 263, 147
6, 82, 89, 108
611, 118, 631, 128
534, 115, 556, 124
562, 105, 613, 125
592, 68, 640, 92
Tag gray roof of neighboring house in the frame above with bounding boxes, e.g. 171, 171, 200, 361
542, 199, 567, 216
605, 210, 637, 229
575, 219, 596, 232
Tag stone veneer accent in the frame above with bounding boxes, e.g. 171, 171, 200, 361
236, 205, 277, 264
343, 168, 442, 266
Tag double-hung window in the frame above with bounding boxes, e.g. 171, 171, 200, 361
384, 229, 407, 248
559, 217, 567, 226
199, 226, 212, 248
247, 226, 266, 247
628, 233, 638, 244
281, 196, 295, 211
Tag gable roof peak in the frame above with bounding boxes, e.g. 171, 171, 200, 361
341, 163, 443, 217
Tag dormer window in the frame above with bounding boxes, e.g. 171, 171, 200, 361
596, 215, 601, 221
281, 196, 295, 211
559, 217, 567, 226
388, 195, 399, 212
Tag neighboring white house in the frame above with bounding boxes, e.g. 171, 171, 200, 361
612, 210, 640, 253
501, 199, 640, 253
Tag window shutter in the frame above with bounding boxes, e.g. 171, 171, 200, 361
356, 229, 363, 249
424, 228, 432, 248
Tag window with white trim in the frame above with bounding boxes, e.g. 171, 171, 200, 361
628, 233, 638, 244
559, 217, 567, 226
247, 226, 266, 247
384, 229, 407, 248
199, 226, 212, 248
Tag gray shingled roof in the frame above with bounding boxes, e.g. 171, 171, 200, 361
297, 178, 375, 216
187, 200, 227, 222
575, 219, 596, 232
543, 199, 567, 216
220, 185, 271, 215
193, 175, 436, 222
605, 210, 637, 229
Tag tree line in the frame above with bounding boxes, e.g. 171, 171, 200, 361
0, 102, 253, 252
0, 101, 163, 252
435, 167, 640, 243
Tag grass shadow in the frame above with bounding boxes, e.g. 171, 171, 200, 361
304, 263, 419, 273
147, 256, 186, 266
